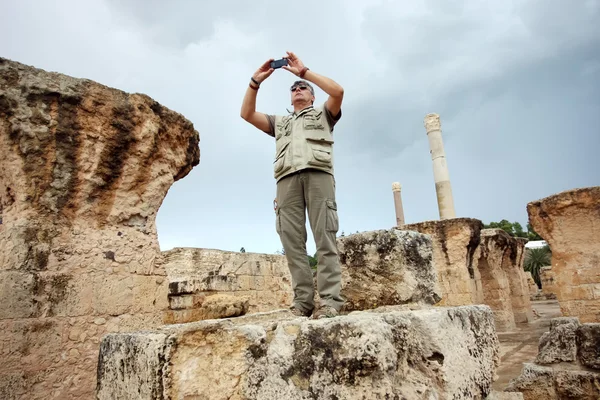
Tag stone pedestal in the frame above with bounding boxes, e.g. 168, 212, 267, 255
97, 305, 500, 400
0, 58, 200, 399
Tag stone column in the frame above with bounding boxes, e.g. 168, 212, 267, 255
0, 58, 200, 399
392, 182, 405, 227
424, 113, 456, 220
527, 186, 600, 323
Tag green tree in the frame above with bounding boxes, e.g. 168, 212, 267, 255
527, 222, 543, 241
524, 246, 551, 288
484, 219, 527, 238
307, 252, 318, 270
240, 247, 246, 253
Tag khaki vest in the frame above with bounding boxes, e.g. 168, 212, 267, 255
273, 105, 334, 181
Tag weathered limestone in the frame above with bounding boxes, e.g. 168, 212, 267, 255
161, 230, 441, 322
477, 229, 518, 331
0, 58, 200, 399
337, 229, 441, 311
527, 186, 600, 322
539, 266, 557, 299
424, 113, 456, 220
97, 305, 500, 400
403, 218, 483, 306
392, 182, 405, 226
507, 317, 600, 399
159, 248, 292, 323
524, 272, 538, 296
507, 237, 535, 323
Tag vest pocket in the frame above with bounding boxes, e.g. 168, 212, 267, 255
303, 115, 324, 130
325, 200, 339, 232
306, 138, 333, 167
274, 141, 292, 174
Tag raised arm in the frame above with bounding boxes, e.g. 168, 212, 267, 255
240, 59, 275, 134
283, 51, 344, 117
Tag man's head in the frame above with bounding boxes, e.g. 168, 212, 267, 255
290, 80, 315, 109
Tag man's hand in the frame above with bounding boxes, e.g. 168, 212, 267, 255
282, 51, 344, 117
282, 51, 306, 76
253, 59, 275, 84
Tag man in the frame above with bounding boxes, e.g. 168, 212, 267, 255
240, 51, 345, 319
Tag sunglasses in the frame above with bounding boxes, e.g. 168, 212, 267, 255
290, 85, 309, 92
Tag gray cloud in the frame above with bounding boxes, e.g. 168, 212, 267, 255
1, 0, 598, 255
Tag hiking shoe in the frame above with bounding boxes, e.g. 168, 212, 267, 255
289, 306, 312, 317
312, 305, 339, 319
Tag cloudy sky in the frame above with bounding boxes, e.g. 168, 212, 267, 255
2, 0, 599, 255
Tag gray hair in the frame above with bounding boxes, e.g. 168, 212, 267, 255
290, 80, 314, 95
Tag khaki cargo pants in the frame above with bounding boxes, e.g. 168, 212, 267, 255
275, 169, 344, 313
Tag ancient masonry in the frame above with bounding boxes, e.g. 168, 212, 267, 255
424, 113, 456, 220
527, 187, 600, 323
403, 218, 482, 307
507, 317, 600, 399
0, 58, 200, 399
2, 57, 598, 400
160, 230, 441, 323
98, 229, 502, 399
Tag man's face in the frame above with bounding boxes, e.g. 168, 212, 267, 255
290, 83, 315, 105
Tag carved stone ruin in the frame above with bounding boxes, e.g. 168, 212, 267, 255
476, 230, 534, 331
0, 57, 200, 399
527, 186, 600, 323
160, 248, 293, 323
159, 229, 441, 323
539, 266, 557, 299
524, 272, 539, 296
424, 113, 456, 220
97, 305, 500, 400
403, 218, 483, 306
506, 317, 600, 399
391, 182, 405, 226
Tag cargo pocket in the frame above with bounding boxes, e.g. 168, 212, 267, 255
325, 199, 339, 232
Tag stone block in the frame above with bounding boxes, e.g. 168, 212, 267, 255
403, 218, 483, 306
337, 229, 441, 311
97, 305, 500, 400
577, 323, 600, 370
507, 363, 600, 400
0, 271, 36, 319
535, 317, 579, 364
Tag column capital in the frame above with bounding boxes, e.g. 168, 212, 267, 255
424, 113, 441, 133
392, 182, 401, 192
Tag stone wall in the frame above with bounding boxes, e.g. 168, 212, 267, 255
527, 187, 600, 322
403, 218, 483, 306
97, 305, 500, 400
0, 58, 200, 399
160, 248, 293, 323
159, 229, 441, 322
506, 317, 600, 399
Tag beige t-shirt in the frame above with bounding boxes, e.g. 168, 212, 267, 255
265, 104, 341, 137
